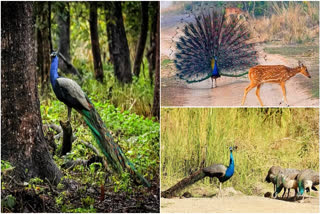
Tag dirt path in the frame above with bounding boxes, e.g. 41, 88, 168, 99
161, 196, 319, 213
160, 14, 319, 107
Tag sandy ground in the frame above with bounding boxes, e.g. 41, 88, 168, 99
161, 196, 319, 213
160, 14, 319, 107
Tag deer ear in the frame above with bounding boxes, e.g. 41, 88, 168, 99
298, 61, 301, 66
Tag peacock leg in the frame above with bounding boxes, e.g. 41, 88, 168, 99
219, 182, 222, 197
287, 189, 290, 198
215, 78, 217, 88
211, 77, 214, 88
67, 107, 71, 122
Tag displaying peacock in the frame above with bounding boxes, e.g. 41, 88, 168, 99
162, 146, 235, 198
173, 9, 258, 87
49, 52, 150, 187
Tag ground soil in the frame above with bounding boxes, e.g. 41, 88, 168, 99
160, 14, 319, 107
1, 175, 159, 213
161, 196, 319, 213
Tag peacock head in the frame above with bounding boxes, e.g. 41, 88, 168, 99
229, 146, 238, 151
50, 51, 59, 58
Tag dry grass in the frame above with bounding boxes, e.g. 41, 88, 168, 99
161, 108, 319, 196
249, 2, 319, 44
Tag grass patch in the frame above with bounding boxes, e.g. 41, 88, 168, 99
161, 59, 173, 68
250, 2, 319, 44
161, 108, 319, 196
264, 45, 318, 56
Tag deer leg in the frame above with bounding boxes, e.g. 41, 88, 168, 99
255, 84, 264, 106
280, 82, 289, 107
241, 83, 256, 105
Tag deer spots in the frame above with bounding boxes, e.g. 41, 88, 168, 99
242, 64, 311, 106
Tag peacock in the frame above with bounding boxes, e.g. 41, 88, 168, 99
162, 146, 236, 198
265, 166, 283, 197
49, 52, 150, 187
297, 169, 319, 200
274, 168, 300, 199
173, 9, 258, 87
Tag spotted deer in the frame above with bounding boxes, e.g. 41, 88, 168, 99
241, 62, 311, 106
225, 7, 248, 21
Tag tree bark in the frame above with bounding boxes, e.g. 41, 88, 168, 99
36, 2, 51, 95
147, 2, 158, 85
133, 2, 149, 77
1, 2, 62, 185
151, 2, 160, 120
57, 2, 71, 74
89, 2, 104, 82
105, 2, 132, 83
105, 2, 114, 64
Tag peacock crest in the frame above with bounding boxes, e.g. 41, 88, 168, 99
171, 6, 259, 83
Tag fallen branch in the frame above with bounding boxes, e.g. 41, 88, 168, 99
60, 120, 73, 156
81, 140, 108, 169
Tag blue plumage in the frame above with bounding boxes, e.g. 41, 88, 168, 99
223, 150, 234, 180
50, 56, 59, 88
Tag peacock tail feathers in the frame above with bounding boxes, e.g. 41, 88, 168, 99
80, 96, 150, 187
173, 8, 258, 83
161, 169, 206, 198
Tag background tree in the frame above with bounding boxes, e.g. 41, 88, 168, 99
1, 2, 62, 185
133, 1, 149, 77
56, 2, 71, 73
36, 2, 51, 94
147, 2, 158, 85
151, 1, 160, 119
89, 2, 104, 82
105, 1, 132, 83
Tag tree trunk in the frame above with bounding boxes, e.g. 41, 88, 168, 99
151, 2, 160, 120
133, 2, 149, 77
105, 2, 132, 83
147, 2, 158, 85
89, 2, 104, 82
57, 2, 71, 74
1, 2, 62, 185
36, 2, 51, 95
105, 3, 114, 64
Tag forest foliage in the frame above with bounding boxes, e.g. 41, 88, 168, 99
38, 1, 159, 189
44, 1, 158, 117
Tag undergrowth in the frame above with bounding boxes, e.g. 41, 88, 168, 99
161, 108, 319, 196
40, 92, 159, 189
250, 2, 319, 44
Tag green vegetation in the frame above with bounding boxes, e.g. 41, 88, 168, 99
40, 92, 159, 189
48, 2, 156, 117
161, 108, 319, 196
